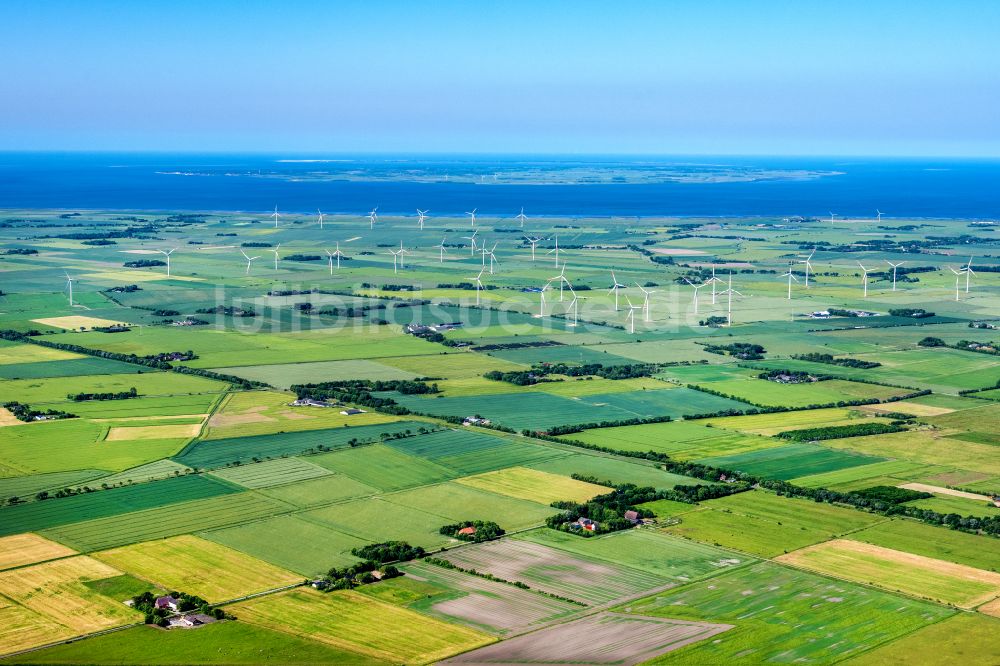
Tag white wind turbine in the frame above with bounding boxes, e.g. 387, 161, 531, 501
417, 209, 429, 230
367, 207, 378, 229
635, 282, 656, 322
799, 249, 816, 288
858, 262, 872, 298
721, 274, 743, 327
270, 205, 281, 228
949, 267, 965, 301
566, 289, 584, 327
325, 244, 344, 273
876, 209, 883, 223
466, 208, 477, 227
885, 260, 906, 291
964, 256, 975, 293
270, 244, 282, 271
64, 272, 75, 306
537, 282, 550, 317
548, 265, 570, 301
623, 295, 642, 334
241, 249, 262, 275
706, 264, 724, 303
829, 211, 836, 222
516, 207, 527, 228
781, 263, 799, 300
468, 268, 485, 305
317, 209, 326, 229
435, 237, 448, 263
608, 270, 626, 311
397, 240, 411, 269
157, 248, 177, 277
524, 236, 544, 261
546, 236, 561, 266
683, 278, 705, 315
485, 242, 500, 275
463, 230, 479, 256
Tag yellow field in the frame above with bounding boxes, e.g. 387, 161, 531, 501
859, 401, 955, 417
978, 596, 1000, 618
703, 407, 867, 436
0, 533, 76, 571
105, 423, 202, 441
94, 535, 301, 603
824, 429, 1000, 476
82, 271, 204, 283
31, 315, 131, 330
232, 588, 494, 663
0, 596, 74, 655
777, 539, 1000, 609
0, 556, 141, 633
456, 467, 611, 505
203, 390, 400, 440
0, 408, 21, 427
0, 344, 82, 365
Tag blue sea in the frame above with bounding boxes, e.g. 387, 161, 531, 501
0, 152, 997, 219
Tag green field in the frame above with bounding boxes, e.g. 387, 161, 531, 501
310, 444, 458, 491
208, 456, 335, 489
564, 419, 777, 460
380, 482, 557, 530
697, 442, 884, 480
526, 452, 705, 490
625, 561, 955, 664
261, 474, 380, 508
303, 497, 458, 550
848, 519, 1000, 572
0, 356, 146, 379
843, 613, 1000, 666
383, 428, 569, 475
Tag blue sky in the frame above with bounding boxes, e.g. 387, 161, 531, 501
1, 0, 997, 156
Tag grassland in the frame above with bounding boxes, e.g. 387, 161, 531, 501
697, 442, 883, 480
527, 453, 704, 490
94, 535, 301, 602
0, 534, 75, 571
564, 420, 777, 460
261, 474, 380, 508
625, 561, 954, 665
310, 444, 458, 491
455, 467, 610, 504
2, 621, 383, 665
702, 407, 890, 436
208, 456, 334, 489
211, 358, 419, 388
848, 519, 1000, 572
232, 588, 494, 663
381, 482, 558, 531
822, 429, 1000, 475
777, 539, 1000, 608
662, 490, 884, 557
843, 613, 1000, 666
384, 428, 569, 475
790, 460, 945, 490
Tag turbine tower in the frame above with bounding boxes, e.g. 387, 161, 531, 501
721, 274, 743, 327
950, 267, 965, 301
829, 211, 836, 222
463, 230, 479, 256
271, 244, 281, 271
516, 207, 527, 228
566, 289, 584, 327
466, 208, 477, 227
367, 207, 378, 229
964, 256, 975, 293
64, 273, 74, 306
157, 248, 177, 277
781, 263, 799, 300
435, 237, 448, 263
683, 278, 705, 315
885, 260, 906, 291
325, 244, 344, 273
485, 242, 500, 275
397, 240, 410, 269
524, 236, 544, 261
706, 264, 724, 303
241, 249, 261, 275
608, 270, 626, 311
317, 209, 326, 229
417, 209, 429, 230
548, 265, 570, 301
623, 295, 642, 334
546, 236, 561, 267
876, 209, 883, 223
468, 268, 485, 305
858, 262, 872, 298
799, 249, 816, 288
635, 282, 656, 322
271, 205, 281, 228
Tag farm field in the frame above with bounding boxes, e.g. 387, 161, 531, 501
526, 453, 706, 490
692, 377, 911, 408
776, 539, 1000, 608
231, 588, 494, 663
847, 519, 1000, 572
380, 482, 558, 531
455, 467, 610, 504
309, 444, 458, 491
207, 456, 334, 489
93, 535, 301, 602
383, 428, 569, 475
697, 442, 883, 480
260, 474, 380, 507
843, 613, 1000, 666
304, 497, 459, 550
0, 533, 75, 571
212, 358, 420, 387
565, 420, 778, 460
623, 561, 955, 664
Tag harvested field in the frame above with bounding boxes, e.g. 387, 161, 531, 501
777, 539, 1000, 608
455, 467, 610, 505
105, 423, 202, 441
0, 596, 74, 655
232, 588, 493, 663
859, 401, 956, 417
0, 408, 20, 427
31, 316, 130, 330
849, 519, 1000, 572
94, 535, 301, 603
0, 556, 140, 633
0, 533, 75, 571
443, 611, 731, 665
398, 560, 581, 635
898, 482, 992, 502
436, 539, 669, 606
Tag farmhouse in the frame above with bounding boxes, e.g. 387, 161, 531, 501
167, 613, 215, 629
457, 526, 477, 536
463, 416, 491, 426
571, 518, 598, 532
340, 408, 366, 415
291, 398, 333, 408
155, 595, 179, 611
624, 510, 643, 525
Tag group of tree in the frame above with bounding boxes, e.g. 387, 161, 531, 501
791, 353, 881, 369
290, 379, 438, 415
889, 308, 936, 318
484, 362, 659, 387
195, 305, 256, 317
703, 342, 766, 360
850, 485, 933, 504
3, 401, 76, 422
131, 591, 231, 627
439, 520, 505, 542
757, 369, 820, 384
775, 422, 907, 441
122, 259, 166, 268
67, 387, 138, 402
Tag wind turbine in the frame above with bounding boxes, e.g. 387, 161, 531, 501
635, 282, 656, 322
241, 249, 261, 275
367, 207, 378, 229
949, 267, 965, 301
466, 208, 477, 227
964, 256, 975, 293
270, 244, 281, 271
468, 268, 485, 305
781, 263, 799, 300
829, 211, 836, 222
325, 245, 343, 273
64, 273, 74, 306
516, 207, 527, 228
858, 262, 872, 297
608, 270, 626, 311
485, 242, 500, 275
397, 240, 410, 269
799, 249, 816, 288
885, 260, 906, 291
548, 265, 570, 301
462, 230, 479, 256
546, 236, 561, 266
157, 248, 176, 277
876, 209, 883, 223
417, 209, 429, 230
524, 236, 544, 261
317, 209, 326, 229
683, 278, 705, 315
721, 274, 743, 327
706, 264, 724, 303
271, 206, 281, 228
623, 295, 642, 334
388, 247, 402, 274
435, 237, 448, 263
566, 289, 584, 326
